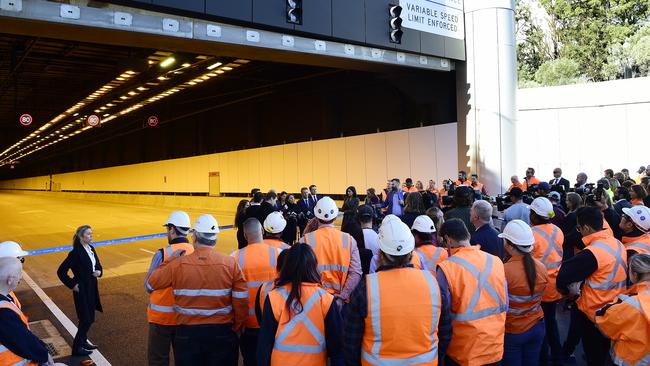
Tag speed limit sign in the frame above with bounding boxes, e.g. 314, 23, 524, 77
147, 116, 159, 127
87, 115, 101, 127
19, 114, 33, 126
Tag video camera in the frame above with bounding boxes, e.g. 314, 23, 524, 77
496, 190, 535, 212
585, 181, 606, 206
571, 183, 595, 196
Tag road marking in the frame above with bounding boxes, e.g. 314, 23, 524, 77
19, 209, 46, 214
22, 271, 111, 366
139, 248, 155, 254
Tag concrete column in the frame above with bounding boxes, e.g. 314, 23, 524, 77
457, 0, 517, 195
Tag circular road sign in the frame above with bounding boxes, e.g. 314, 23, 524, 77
147, 116, 159, 127
87, 115, 101, 127
19, 114, 33, 126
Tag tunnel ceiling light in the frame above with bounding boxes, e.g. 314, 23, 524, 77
160, 57, 176, 68
182, 63, 191, 67
207, 62, 222, 70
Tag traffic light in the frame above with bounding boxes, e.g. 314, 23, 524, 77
287, 0, 302, 25
389, 4, 403, 44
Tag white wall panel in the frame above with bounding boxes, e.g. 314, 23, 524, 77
296, 142, 314, 189
364, 133, 388, 192
345, 136, 367, 192
409, 126, 437, 185
385, 130, 411, 183
312, 140, 331, 193
283, 144, 299, 193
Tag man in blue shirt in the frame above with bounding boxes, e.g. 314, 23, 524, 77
470, 200, 503, 259
502, 187, 530, 230
384, 178, 405, 218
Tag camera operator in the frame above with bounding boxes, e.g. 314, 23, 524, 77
549, 168, 571, 192
536, 182, 551, 197
501, 187, 530, 230
597, 178, 614, 201
585, 186, 623, 240
522, 167, 541, 191
575, 173, 588, 191
612, 186, 633, 216
561, 193, 584, 261
443, 186, 476, 235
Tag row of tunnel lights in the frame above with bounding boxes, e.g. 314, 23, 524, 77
0, 57, 249, 166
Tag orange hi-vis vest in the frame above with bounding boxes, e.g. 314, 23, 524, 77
595, 282, 650, 366
415, 244, 449, 271
362, 268, 441, 366
304, 227, 352, 295
232, 243, 280, 329
0, 300, 38, 366
148, 242, 195, 325
9, 291, 21, 310
438, 246, 507, 366
268, 283, 334, 366
504, 256, 548, 334
257, 281, 273, 319
622, 233, 650, 255
264, 238, 290, 250
578, 232, 628, 320
531, 224, 564, 302
455, 179, 471, 187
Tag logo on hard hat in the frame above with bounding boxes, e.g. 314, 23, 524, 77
396, 245, 403, 252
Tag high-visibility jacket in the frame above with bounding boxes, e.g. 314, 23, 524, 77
304, 227, 352, 295
622, 233, 650, 255
232, 243, 280, 329
264, 238, 290, 251
0, 300, 38, 366
147, 247, 249, 328
504, 256, 548, 334
268, 283, 334, 366
414, 244, 449, 271
531, 224, 564, 302
522, 177, 540, 191
148, 242, 195, 325
508, 183, 523, 192
455, 179, 471, 187
438, 246, 507, 366
595, 282, 650, 366
362, 268, 441, 366
402, 186, 419, 193
257, 281, 272, 319
603, 220, 615, 237
9, 291, 21, 310
578, 231, 628, 320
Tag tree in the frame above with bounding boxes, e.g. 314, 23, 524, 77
515, 0, 552, 85
534, 58, 582, 85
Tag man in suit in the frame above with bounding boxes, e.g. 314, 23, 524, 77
309, 184, 319, 207
549, 168, 571, 193
245, 191, 265, 224
297, 187, 313, 235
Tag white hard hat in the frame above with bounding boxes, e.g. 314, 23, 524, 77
623, 206, 650, 232
264, 211, 287, 234
378, 218, 415, 256
193, 214, 220, 236
0, 241, 29, 257
382, 214, 400, 225
164, 211, 191, 235
530, 197, 554, 219
412, 215, 436, 233
314, 197, 339, 221
498, 220, 535, 252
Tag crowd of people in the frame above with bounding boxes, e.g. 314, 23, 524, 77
1, 164, 650, 366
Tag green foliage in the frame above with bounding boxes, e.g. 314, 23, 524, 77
534, 58, 583, 85
516, 1, 551, 85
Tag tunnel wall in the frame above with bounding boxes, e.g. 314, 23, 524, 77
0, 124, 458, 195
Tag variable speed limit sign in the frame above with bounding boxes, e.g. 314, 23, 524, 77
147, 116, 159, 127
87, 114, 101, 127
19, 114, 33, 126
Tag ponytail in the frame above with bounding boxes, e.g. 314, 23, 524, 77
522, 252, 537, 296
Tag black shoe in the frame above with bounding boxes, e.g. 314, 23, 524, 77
83, 342, 98, 350
73, 347, 92, 356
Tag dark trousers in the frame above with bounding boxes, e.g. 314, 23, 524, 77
240, 328, 259, 366
576, 309, 611, 366
504, 320, 545, 366
73, 319, 93, 352
174, 324, 238, 366
540, 301, 563, 364
562, 304, 582, 356
148, 323, 176, 366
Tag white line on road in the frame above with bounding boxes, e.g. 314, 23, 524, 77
19, 210, 46, 214
139, 248, 155, 254
22, 271, 111, 366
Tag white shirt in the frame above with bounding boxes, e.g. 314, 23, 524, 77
83, 244, 96, 270
362, 228, 379, 257
552, 177, 563, 185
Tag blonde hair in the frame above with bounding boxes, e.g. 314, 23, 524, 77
630, 254, 650, 282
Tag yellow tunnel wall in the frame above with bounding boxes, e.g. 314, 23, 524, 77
0, 124, 458, 194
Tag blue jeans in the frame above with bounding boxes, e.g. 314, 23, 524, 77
504, 320, 545, 366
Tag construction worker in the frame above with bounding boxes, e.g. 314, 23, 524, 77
231, 218, 281, 366
263, 212, 290, 250
619, 205, 650, 259
594, 253, 650, 366
0, 257, 55, 366
257, 244, 344, 366
301, 197, 362, 306
344, 218, 451, 365
148, 214, 248, 366
499, 220, 548, 366
144, 211, 194, 366
437, 218, 507, 366
368, 215, 422, 272
557, 207, 628, 366
528, 197, 565, 366
0, 241, 28, 309
470, 174, 488, 195
522, 167, 541, 191
412, 215, 448, 270
455, 171, 471, 187
402, 178, 419, 193
508, 175, 524, 192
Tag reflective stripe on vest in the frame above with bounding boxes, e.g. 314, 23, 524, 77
362, 270, 440, 365
415, 248, 443, 271
0, 301, 34, 366
531, 226, 562, 269
273, 287, 328, 354
507, 293, 543, 315
609, 293, 650, 366
174, 305, 232, 316
237, 245, 277, 273
448, 255, 507, 321
305, 231, 350, 251
173, 288, 234, 297
585, 242, 627, 291
318, 264, 349, 273
149, 304, 174, 313
627, 242, 650, 254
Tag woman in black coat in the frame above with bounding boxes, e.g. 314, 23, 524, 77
342, 186, 360, 229
57, 225, 103, 356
